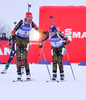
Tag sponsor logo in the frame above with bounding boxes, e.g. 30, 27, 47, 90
0, 47, 10, 55
21, 26, 31, 30
30, 42, 39, 45
62, 28, 86, 38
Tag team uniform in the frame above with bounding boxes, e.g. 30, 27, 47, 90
1, 36, 24, 74
11, 12, 44, 80
40, 25, 71, 80
1, 36, 15, 73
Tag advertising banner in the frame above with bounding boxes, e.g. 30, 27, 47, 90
0, 41, 39, 63
39, 6, 86, 63
0, 6, 86, 63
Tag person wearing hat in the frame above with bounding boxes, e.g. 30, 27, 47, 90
11, 12, 46, 81
39, 25, 71, 81
0, 33, 8, 40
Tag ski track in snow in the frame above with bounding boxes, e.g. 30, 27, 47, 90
0, 63, 86, 100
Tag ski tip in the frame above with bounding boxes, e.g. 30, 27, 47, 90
13, 80, 15, 82
13, 80, 21, 82
0, 72, 4, 74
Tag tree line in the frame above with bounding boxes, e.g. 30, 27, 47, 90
0, 20, 11, 38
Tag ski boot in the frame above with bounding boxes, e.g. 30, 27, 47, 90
60, 72, 64, 81
26, 72, 31, 80
52, 72, 57, 80
1, 66, 8, 74
17, 74, 22, 81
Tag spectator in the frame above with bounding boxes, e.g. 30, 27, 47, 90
0, 33, 8, 40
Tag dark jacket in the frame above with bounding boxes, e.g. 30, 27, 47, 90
0, 37, 8, 40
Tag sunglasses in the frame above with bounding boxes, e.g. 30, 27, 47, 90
27, 18, 32, 22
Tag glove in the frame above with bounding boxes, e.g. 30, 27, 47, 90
12, 35, 16, 42
63, 41, 70, 45
43, 31, 49, 34
39, 43, 43, 48
63, 41, 68, 45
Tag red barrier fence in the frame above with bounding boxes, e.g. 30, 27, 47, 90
0, 41, 39, 63
0, 6, 86, 63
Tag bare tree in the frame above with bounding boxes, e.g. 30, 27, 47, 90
0, 20, 11, 38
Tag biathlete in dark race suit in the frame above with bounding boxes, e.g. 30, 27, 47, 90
11, 12, 46, 81
39, 25, 71, 81
1, 36, 24, 74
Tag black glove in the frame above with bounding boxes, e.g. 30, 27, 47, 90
12, 35, 16, 42
63, 41, 67, 45
63, 41, 70, 45
43, 31, 49, 34
39, 43, 43, 48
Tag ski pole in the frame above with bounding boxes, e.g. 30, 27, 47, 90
66, 47, 76, 81
0, 42, 11, 47
14, 22, 17, 25
50, 16, 56, 26
27, 3, 31, 12
40, 42, 52, 80
50, 16, 62, 34
39, 47, 42, 56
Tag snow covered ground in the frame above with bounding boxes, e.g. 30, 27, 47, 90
0, 63, 86, 100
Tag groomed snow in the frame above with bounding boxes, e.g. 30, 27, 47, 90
0, 63, 86, 100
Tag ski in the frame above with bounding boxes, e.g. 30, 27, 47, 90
0, 72, 10, 74
13, 79, 22, 82
0, 72, 6, 74
21, 79, 34, 82
46, 80, 59, 83
13, 79, 33, 82
0, 73, 4, 74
